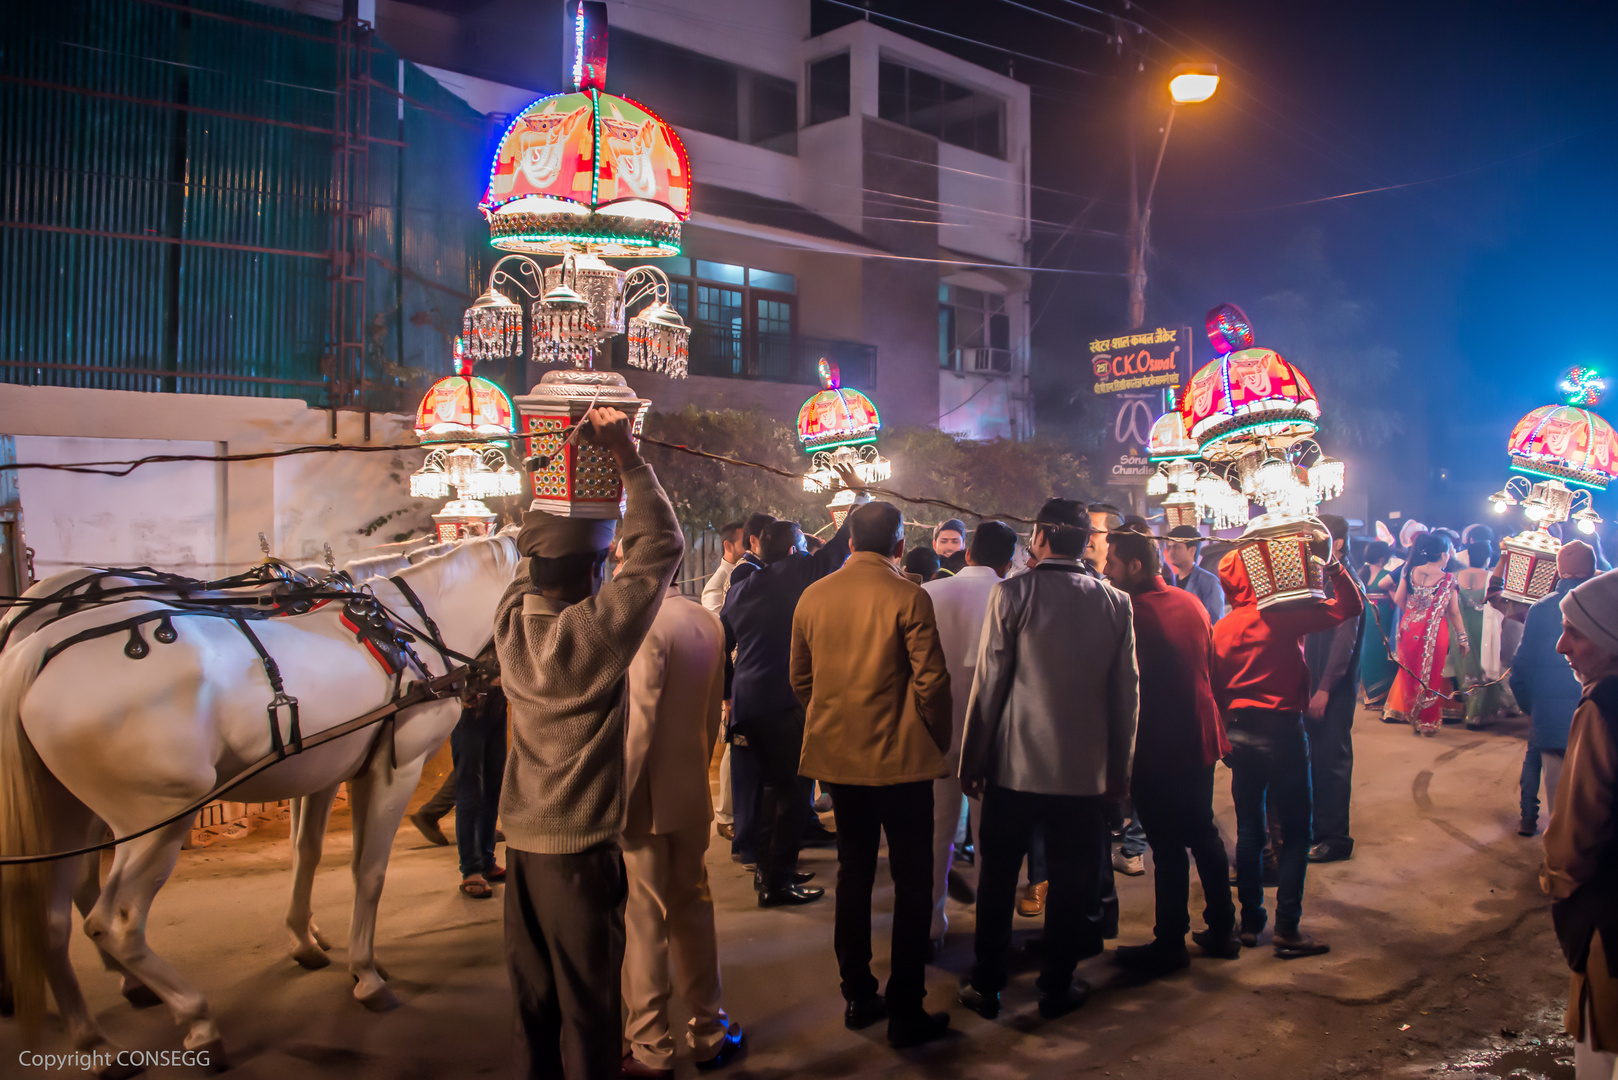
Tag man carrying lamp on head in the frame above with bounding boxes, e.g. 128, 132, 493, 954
496, 407, 685, 1080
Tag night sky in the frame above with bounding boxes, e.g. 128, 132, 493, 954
814, 0, 1618, 533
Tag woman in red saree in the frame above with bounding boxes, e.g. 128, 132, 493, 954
1386, 535, 1470, 735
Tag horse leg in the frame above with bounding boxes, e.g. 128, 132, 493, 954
83, 819, 226, 1065
71, 839, 160, 1009
49, 850, 140, 1077
286, 786, 339, 969
344, 758, 425, 1011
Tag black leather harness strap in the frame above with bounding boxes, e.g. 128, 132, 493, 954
231, 616, 302, 758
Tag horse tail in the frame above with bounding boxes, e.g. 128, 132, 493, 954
0, 634, 53, 1039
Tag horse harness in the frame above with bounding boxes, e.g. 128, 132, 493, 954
25, 566, 460, 765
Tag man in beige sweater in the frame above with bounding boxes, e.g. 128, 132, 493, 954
791, 501, 953, 1048
496, 407, 685, 1080
618, 550, 744, 1077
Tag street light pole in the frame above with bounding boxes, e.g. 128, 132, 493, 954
1126, 64, 1217, 331
1128, 104, 1177, 330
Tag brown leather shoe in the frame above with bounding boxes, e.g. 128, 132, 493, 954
717, 822, 735, 841
1016, 881, 1048, 918
620, 1052, 672, 1079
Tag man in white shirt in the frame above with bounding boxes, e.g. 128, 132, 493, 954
700, 521, 746, 615
920, 521, 1020, 951
701, 521, 746, 842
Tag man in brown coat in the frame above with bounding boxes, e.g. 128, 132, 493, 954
790, 501, 953, 1048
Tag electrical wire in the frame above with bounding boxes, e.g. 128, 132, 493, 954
988, 0, 1113, 39
0, 436, 1041, 524
816, 0, 1111, 79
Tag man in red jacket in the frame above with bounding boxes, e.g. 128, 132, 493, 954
1214, 538, 1363, 958
1103, 527, 1237, 977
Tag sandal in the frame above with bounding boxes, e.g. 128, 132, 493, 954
460, 875, 493, 899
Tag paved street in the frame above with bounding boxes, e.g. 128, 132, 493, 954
0, 708, 1574, 1079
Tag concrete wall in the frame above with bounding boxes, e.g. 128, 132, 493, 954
0, 387, 437, 576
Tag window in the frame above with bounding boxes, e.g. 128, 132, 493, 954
940, 285, 1012, 374
877, 59, 1004, 158
806, 53, 850, 126
606, 30, 797, 154
634, 262, 811, 381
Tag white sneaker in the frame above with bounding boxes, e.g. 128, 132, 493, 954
1113, 851, 1145, 876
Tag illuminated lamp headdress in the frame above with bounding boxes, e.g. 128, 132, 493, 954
798, 360, 891, 528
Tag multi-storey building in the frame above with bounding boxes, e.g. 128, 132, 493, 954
383, 0, 1034, 439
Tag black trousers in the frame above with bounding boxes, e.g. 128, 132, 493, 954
1131, 762, 1235, 941
823, 781, 934, 1014
1306, 686, 1355, 850
505, 844, 627, 1080
972, 785, 1105, 996
743, 708, 812, 891
1227, 709, 1312, 934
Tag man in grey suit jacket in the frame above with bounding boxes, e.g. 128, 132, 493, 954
957, 498, 1140, 1021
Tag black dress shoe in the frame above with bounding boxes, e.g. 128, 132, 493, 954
694, 1023, 745, 1070
1518, 819, 1538, 837
956, 978, 1000, 1019
1114, 940, 1190, 977
758, 884, 824, 907
887, 1010, 950, 1048
1307, 842, 1352, 863
1037, 980, 1090, 1019
753, 871, 816, 892
844, 995, 887, 1030
1191, 927, 1242, 959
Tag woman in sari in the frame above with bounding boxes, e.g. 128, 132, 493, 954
1456, 540, 1503, 728
1358, 541, 1400, 708
1386, 535, 1470, 735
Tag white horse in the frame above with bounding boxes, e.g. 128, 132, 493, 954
0, 531, 520, 1068
0, 539, 466, 1028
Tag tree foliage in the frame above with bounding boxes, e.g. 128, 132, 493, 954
641, 406, 1093, 536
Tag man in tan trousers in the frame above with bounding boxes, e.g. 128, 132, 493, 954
619, 550, 745, 1077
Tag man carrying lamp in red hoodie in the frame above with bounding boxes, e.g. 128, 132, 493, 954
1213, 528, 1363, 958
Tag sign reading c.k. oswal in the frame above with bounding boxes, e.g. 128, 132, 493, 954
1089, 327, 1192, 395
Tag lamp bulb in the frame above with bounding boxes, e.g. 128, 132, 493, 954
1580, 518, 1597, 535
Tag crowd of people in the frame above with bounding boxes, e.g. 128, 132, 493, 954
400, 407, 1618, 1080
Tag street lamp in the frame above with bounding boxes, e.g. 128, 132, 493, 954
1128, 63, 1219, 329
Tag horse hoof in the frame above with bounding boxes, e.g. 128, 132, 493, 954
291, 944, 332, 970
193, 1037, 230, 1072
354, 981, 400, 1013
121, 982, 164, 1009
311, 927, 333, 951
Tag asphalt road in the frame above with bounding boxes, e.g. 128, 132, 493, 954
0, 707, 1575, 1079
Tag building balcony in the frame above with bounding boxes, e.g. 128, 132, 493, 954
943, 347, 1014, 376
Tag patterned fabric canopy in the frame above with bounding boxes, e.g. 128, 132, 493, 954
415, 375, 516, 443
1178, 347, 1320, 460
1147, 410, 1199, 461
1508, 404, 1618, 490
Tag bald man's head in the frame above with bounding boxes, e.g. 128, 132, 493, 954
1559, 539, 1597, 582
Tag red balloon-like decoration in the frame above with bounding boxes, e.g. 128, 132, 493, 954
1205, 303, 1255, 356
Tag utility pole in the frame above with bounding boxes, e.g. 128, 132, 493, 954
1122, 27, 1146, 331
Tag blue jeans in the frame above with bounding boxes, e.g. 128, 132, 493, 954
451, 705, 507, 880
1226, 708, 1312, 934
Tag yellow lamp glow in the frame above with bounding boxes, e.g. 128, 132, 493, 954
1169, 64, 1219, 105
